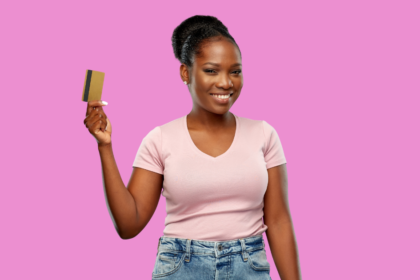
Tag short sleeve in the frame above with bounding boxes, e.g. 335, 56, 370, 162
262, 120, 287, 169
132, 126, 164, 174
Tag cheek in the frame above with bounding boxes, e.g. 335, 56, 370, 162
238, 77, 244, 88
193, 80, 213, 98
196, 76, 214, 91
191, 87, 209, 105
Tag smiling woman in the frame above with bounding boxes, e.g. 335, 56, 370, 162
89, 14, 300, 280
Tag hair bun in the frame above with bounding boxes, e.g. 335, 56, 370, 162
172, 15, 229, 62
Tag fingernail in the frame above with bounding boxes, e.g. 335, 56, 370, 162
101, 101, 108, 105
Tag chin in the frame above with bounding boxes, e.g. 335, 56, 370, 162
208, 107, 232, 115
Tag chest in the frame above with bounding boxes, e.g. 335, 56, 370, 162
188, 127, 236, 158
161, 127, 268, 207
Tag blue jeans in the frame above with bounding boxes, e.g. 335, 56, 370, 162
151, 234, 272, 279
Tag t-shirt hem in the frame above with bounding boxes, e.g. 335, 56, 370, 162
266, 160, 287, 169
132, 164, 163, 175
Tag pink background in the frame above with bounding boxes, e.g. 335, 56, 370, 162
1, 0, 419, 279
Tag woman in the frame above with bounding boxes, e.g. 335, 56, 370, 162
84, 15, 301, 280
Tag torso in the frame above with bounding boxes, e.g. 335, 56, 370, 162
132, 114, 287, 240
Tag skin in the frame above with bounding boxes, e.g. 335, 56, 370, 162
83, 36, 301, 280
180, 37, 243, 158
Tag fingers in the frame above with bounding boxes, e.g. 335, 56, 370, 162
86, 112, 100, 130
84, 107, 107, 132
87, 113, 104, 134
84, 108, 97, 127
92, 116, 103, 134
84, 100, 108, 135
86, 100, 108, 117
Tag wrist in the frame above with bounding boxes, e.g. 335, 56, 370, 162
98, 142, 112, 150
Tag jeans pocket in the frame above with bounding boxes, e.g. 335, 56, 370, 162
152, 250, 185, 278
247, 248, 271, 271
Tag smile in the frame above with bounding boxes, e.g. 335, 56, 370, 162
210, 93, 233, 104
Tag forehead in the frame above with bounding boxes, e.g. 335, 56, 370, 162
195, 38, 241, 65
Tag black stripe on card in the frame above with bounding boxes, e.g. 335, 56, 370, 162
83, 70, 92, 101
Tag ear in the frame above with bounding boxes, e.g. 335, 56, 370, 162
180, 64, 190, 83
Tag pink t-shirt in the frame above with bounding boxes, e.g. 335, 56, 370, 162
132, 113, 287, 241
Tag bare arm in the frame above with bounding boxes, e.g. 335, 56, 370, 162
98, 143, 163, 240
85, 100, 163, 240
264, 164, 302, 280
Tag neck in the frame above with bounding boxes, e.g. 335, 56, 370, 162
187, 109, 235, 130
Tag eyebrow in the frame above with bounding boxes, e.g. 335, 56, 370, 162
203, 62, 242, 67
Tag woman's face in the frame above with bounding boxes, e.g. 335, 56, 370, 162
180, 37, 243, 115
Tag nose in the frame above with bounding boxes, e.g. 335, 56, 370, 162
216, 74, 233, 89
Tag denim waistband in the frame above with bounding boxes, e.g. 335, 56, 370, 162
157, 234, 265, 262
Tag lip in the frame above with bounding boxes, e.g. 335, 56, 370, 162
210, 93, 233, 104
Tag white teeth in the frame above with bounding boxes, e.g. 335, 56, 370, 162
214, 94, 230, 99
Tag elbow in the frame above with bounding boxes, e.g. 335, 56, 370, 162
118, 227, 142, 240
119, 232, 135, 240
119, 234, 135, 240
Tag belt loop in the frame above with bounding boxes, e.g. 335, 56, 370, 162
157, 237, 161, 251
184, 239, 191, 262
239, 238, 248, 261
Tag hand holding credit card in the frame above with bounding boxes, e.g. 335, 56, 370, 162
82, 69, 111, 146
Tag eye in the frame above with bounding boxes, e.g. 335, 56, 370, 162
232, 70, 242, 74
204, 69, 216, 74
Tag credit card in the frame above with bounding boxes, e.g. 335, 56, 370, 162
82, 69, 105, 102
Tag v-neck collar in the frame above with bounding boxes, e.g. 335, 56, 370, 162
183, 113, 240, 161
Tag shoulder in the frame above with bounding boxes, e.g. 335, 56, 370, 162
145, 115, 184, 134
235, 114, 264, 130
238, 115, 284, 152
142, 115, 185, 148
156, 115, 185, 137
235, 114, 274, 136
261, 119, 276, 138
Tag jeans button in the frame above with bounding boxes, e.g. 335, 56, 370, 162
218, 244, 223, 251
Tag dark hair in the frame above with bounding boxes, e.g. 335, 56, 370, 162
171, 15, 241, 67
